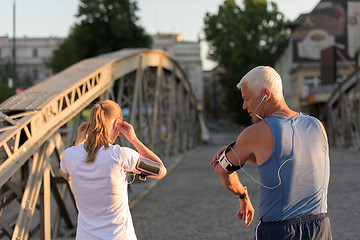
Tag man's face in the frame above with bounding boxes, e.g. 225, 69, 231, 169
240, 84, 262, 122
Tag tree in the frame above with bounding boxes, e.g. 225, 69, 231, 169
0, 62, 13, 103
0, 82, 13, 104
204, 0, 290, 124
48, 0, 152, 73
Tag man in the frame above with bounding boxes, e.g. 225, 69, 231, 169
210, 66, 332, 239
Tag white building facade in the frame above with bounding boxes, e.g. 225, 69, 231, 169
273, 0, 357, 116
1, 34, 204, 107
0, 36, 64, 88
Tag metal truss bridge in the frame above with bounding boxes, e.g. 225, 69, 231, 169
0, 49, 203, 239
321, 67, 360, 150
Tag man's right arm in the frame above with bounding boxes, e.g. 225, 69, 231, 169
210, 126, 257, 226
214, 163, 254, 226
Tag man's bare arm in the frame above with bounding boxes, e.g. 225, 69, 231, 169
214, 165, 254, 226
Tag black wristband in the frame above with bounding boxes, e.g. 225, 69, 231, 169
238, 186, 248, 199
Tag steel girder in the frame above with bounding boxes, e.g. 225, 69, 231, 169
0, 49, 202, 239
321, 67, 360, 150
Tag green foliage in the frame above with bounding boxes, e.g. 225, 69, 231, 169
0, 82, 13, 104
0, 62, 15, 103
0, 62, 10, 85
48, 0, 152, 73
204, 0, 290, 124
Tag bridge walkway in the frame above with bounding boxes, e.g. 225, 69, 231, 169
130, 123, 359, 240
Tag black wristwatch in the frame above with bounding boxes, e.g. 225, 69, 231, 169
237, 186, 248, 199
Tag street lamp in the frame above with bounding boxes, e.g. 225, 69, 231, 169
12, 0, 17, 94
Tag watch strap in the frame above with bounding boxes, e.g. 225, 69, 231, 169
238, 186, 248, 199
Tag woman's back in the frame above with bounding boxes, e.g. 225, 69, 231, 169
60, 100, 167, 239
61, 144, 139, 240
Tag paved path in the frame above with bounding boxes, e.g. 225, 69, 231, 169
130, 129, 360, 240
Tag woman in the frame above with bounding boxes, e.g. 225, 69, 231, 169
60, 100, 167, 240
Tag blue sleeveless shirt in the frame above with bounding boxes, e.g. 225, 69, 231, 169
259, 113, 330, 221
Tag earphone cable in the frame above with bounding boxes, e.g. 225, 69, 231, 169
230, 117, 302, 190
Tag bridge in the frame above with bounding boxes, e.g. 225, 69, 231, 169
0, 47, 359, 239
0, 49, 203, 239
321, 68, 360, 150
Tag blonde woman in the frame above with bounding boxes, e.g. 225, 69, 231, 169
60, 100, 167, 240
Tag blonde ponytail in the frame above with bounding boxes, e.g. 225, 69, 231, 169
84, 100, 123, 163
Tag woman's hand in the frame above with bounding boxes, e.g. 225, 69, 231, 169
117, 121, 138, 143
118, 121, 167, 179
74, 122, 88, 146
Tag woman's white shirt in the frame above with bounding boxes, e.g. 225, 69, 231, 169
60, 144, 140, 240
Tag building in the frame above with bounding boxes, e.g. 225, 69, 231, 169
0, 33, 204, 107
272, 0, 359, 117
152, 33, 204, 108
0, 36, 64, 89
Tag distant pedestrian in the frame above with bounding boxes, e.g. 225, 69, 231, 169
211, 66, 332, 239
60, 100, 167, 240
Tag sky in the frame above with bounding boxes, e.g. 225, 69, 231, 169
0, 0, 320, 70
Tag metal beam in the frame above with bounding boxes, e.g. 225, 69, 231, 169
321, 67, 360, 149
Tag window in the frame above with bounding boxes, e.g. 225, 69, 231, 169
302, 76, 320, 98
304, 76, 320, 88
33, 49, 38, 58
33, 69, 38, 79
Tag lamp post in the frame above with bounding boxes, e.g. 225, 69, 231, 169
12, 0, 17, 94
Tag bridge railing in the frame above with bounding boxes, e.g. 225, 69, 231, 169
0, 49, 202, 239
321, 67, 360, 150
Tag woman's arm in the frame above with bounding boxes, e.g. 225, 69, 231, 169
60, 169, 71, 181
118, 121, 167, 179
74, 122, 89, 146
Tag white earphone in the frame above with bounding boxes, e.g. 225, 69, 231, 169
254, 94, 268, 120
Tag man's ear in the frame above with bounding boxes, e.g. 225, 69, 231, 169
264, 89, 271, 100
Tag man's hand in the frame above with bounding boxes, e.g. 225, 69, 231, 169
210, 146, 227, 167
237, 197, 254, 227
74, 122, 88, 146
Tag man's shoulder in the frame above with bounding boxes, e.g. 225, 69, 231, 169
297, 113, 325, 127
244, 120, 271, 132
238, 121, 271, 141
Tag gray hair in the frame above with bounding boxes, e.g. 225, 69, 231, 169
236, 66, 283, 100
